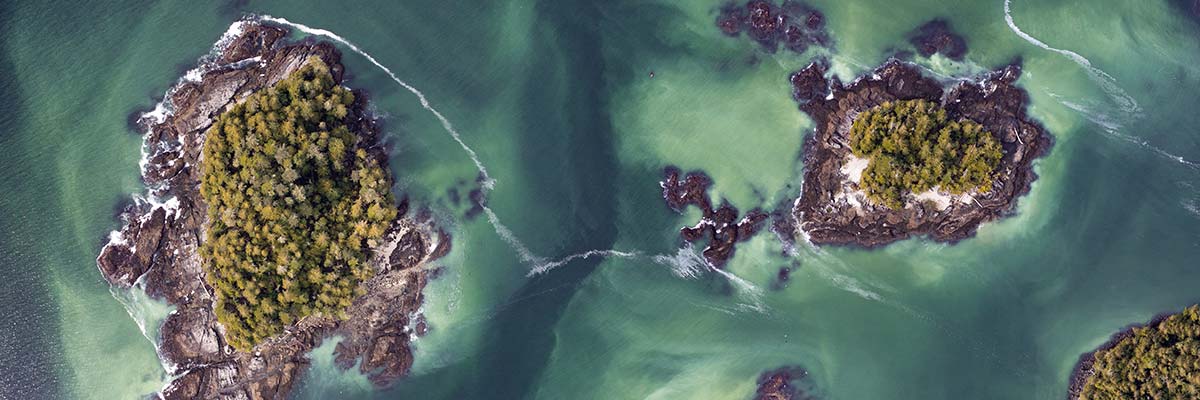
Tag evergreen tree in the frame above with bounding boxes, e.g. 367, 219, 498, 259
849, 99, 1003, 209
198, 57, 397, 351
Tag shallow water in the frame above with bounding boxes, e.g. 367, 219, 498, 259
2, 0, 1200, 399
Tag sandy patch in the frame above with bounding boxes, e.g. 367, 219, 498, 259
913, 189, 953, 211
841, 155, 870, 183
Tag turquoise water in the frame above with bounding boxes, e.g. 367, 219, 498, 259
2, 0, 1200, 399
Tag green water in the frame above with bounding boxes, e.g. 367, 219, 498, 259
2, 0, 1200, 399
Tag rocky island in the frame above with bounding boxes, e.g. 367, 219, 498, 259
96, 21, 444, 399
786, 59, 1052, 247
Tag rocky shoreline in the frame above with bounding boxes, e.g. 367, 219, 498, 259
95, 21, 442, 399
787, 59, 1052, 248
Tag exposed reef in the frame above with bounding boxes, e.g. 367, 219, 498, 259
909, 19, 968, 60
754, 366, 817, 400
717, 0, 831, 53
661, 167, 768, 268
96, 21, 444, 399
788, 59, 1052, 247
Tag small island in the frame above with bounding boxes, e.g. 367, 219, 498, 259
96, 22, 444, 398
1068, 305, 1200, 400
787, 59, 1051, 247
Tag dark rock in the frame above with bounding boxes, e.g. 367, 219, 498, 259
159, 305, 225, 369
909, 19, 968, 60
661, 167, 769, 267
789, 59, 1052, 248
221, 24, 286, 64
789, 59, 829, 103
95, 20, 441, 399
389, 231, 427, 271
755, 366, 816, 399
717, 1, 832, 53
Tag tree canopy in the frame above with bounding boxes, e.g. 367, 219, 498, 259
199, 57, 396, 351
1081, 305, 1200, 399
849, 99, 1003, 209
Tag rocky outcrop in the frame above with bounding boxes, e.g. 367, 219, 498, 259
96, 21, 443, 399
754, 366, 816, 400
717, 0, 831, 53
787, 59, 1052, 248
909, 19, 968, 61
661, 167, 768, 267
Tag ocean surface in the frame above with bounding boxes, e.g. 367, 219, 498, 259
2, 0, 1200, 399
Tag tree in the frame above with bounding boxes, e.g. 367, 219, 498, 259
848, 99, 1003, 209
1080, 305, 1200, 399
198, 57, 397, 351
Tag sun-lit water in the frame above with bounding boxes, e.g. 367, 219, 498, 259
2, 0, 1200, 399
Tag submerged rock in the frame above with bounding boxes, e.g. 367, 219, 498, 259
788, 59, 1052, 248
717, 0, 832, 53
909, 19, 968, 60
96, 21, 444, 399
754, 366, 817, 400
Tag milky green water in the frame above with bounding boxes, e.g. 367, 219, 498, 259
2, 0, 1200, 399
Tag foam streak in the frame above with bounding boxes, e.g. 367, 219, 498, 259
1004, 0, 1141, 115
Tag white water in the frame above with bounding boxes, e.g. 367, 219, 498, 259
651, 243, 709, 279
527, 249, 640, 276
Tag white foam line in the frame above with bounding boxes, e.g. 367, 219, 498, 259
1004, 0, 1141, 115
481, 206, 545, 265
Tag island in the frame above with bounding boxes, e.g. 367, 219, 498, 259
787, 59, 1052, 247
96, 22, 445, 399
1068, 305, 1200, 400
